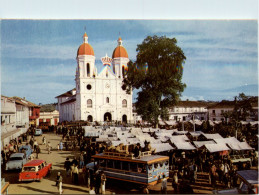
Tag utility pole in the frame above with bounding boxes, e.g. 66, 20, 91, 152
193, 115, 195, 132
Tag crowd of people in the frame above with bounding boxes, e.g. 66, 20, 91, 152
61, 156, 106, 194
2, 124, 258, 194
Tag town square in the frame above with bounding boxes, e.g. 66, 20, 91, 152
1, 4, 259, 194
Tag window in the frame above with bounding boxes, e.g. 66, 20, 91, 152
100, 160, 106, 167
130, 163, 138, 172
183, 116, 186, 121
122, 99, 127, 108
122, 161, 129, 171
122, 66, 125, 78
213, 118, 216, 121
106, 97, 109, 103
87, 84, 92, 90
87, 99, 92, 108
174, 116, 178, 121
87, 63, 90, 77
114, 161, 121, 169
107, 160, 113, 168
212, 110, 215, 114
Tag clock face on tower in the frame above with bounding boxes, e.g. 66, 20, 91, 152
105, 83, 110, 88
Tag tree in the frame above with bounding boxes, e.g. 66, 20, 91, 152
123, 35, 186, 127
233, 93, 253, 121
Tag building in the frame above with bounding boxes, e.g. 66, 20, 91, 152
56, 33, 133, 124
12, 96, 41, 127
39, 104, 59, 126
132, 100, 212, 125
13, 97, 30, 128
169, 101, 210, 122
1, 95, 16, 134
207, 97, 258, 122
1, 95, 39, 149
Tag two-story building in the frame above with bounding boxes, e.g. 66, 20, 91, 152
168, 101, 211, 122
12, 96, 41, 127
39, 104, 59, 126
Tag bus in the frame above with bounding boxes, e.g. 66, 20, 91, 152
90, 151, 169, 186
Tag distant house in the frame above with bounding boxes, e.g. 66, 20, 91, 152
12, 96, 41, 127
39, 104, 59, 126
207, 97, 258, 122
168, 100, 212, 122
207, 100, 235, 122
1, 95, 16, 134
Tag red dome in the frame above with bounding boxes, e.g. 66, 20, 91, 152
77, 43, 95, 56
112, 46, 128, 58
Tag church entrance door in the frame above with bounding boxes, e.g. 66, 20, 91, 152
104, 112, 112, 122
122, 115, 127, 123
87, 115, 93, 122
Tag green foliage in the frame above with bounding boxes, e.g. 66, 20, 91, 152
123, 35, 186, 125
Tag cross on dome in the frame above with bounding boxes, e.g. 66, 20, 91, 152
83, 32, 88, 43
118, 37, 123, 46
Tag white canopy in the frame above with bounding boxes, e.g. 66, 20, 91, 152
240, 121, 249, 125
174, 130, 188, 135
214, 137, 240, 145
189, 131, 203, 137
204, 143, 230, 153
193, 140, 215, 148
238, 142, 253, 150
165, 120, 177, 126
151, 143, 174, 153
170, 135, 189, 143
174, 142, 196, 150
208, 120, 215, 126
201, 133, 223, 140
159, 121, 166, 125
250, 121, 259, 126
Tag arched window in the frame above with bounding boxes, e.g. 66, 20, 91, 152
106, 97, 109, 103
122, 99, 127, 108
122, 66, 125, 78
87, 99, 92, 108
87, 63, 90, 77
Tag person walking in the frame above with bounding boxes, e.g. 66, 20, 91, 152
46, 141, 51, 154
172, 171, 179, 194
85, 168, 90, 188
100, 171, 106, 194
59, 140, 63, 151
79, 153, 84, 169
70, 163, 75, 181
56, 172, 63, 194
95, 170, 101, 194
161, 175, 167, 194
33, 139, 38, 152
73, 164, 79, 185
64, 157, 71, 177
210, 164, 217, 189
36, 145, 40, 159
42, 136, 46, 145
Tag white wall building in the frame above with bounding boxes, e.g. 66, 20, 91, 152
169, 101, 209, 122
39, 110, 59, 126
1, 95, 16, 134
56, 33, 133, 124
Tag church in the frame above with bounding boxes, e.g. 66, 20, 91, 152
56, 33, 133, 124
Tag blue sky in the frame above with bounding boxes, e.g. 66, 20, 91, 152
1, 20, 258, 104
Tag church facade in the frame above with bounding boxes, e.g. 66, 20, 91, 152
56, 33, 133, 124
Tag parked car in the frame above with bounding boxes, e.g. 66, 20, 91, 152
19, 145, 33, 160
19, 159, 52, 182
5, 153, 27, 171
34, 129, 43, 136
213, 170, 258, 194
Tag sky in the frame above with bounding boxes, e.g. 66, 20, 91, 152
1, 19, 258, 104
